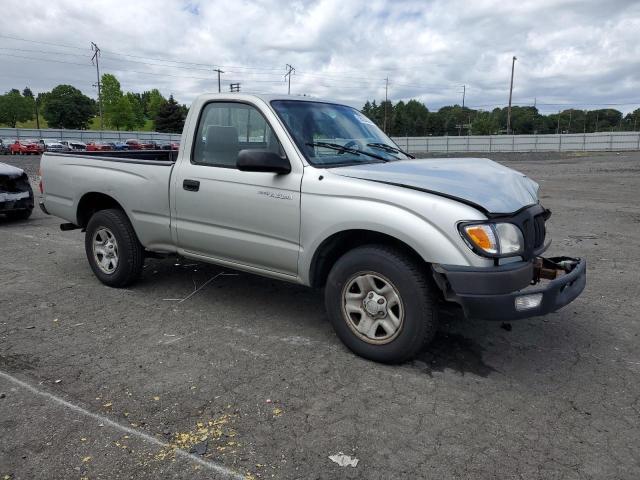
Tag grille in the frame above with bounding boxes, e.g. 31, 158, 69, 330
533, 214, 546, 248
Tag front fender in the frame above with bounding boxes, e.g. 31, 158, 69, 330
298, 178, 493, 285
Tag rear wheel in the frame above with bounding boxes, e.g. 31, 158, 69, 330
325, 245, 438, 363
85, 209, 144, 287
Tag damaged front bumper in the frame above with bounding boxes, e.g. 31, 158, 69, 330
1, 169, 34, 213
0, 190, 34, 213
432, 256, 586, 321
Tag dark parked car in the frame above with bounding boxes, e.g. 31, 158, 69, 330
0, 139, 11, 155
0, 162, 34, 220
161, 141, 180, 150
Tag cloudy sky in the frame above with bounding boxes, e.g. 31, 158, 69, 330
1, 0, 639, 113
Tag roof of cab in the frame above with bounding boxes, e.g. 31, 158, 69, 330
194, 92, 348, 106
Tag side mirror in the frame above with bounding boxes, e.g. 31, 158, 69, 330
237, 149, 291, 174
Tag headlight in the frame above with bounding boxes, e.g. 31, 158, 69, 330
460, 222, 524, 257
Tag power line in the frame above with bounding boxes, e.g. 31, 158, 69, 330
0, 52, 91, 67
0, 46, 88, 58
0, 34, 89, 51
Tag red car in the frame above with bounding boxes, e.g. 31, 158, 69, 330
125, 139, 143, 150
10, 140, 43, 155
86, 142, 113, 152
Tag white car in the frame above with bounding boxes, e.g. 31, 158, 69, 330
41, 139, 65, 152
59, 140, 87, 152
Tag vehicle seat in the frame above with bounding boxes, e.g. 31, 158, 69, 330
204, 125, 239, 166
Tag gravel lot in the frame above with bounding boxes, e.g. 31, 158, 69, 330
1, 151, 639, 479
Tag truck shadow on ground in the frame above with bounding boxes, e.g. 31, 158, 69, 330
411, 328, 498, 378
143, 258, 501, 378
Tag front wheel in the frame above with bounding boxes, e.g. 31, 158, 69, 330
85, 209, 144, 287
325, 245, 438, 363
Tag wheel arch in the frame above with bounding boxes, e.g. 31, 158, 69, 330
308, 229, 428, 288
76, 192, 127, 228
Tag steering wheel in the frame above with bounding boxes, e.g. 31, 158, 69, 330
338, 140, 362, 154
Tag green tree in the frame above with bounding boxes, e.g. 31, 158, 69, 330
623, 108, 640, 131
146, 89, 167, 120
41, 84, 95, 129
108, 96, 136, 131
126, 92, 145, 129
101, 73, 127, 129
154, 95, 186, 133
0, 90, 34, 127
472, 111, 499, 135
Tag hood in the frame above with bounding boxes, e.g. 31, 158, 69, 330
0, 162, 26, 178
331, 158, 539, 215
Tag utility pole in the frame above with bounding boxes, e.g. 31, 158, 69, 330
285, 64, 295, 95
383, 77, 389, 133
35, 96, 40, 130
214, 69, 224, 93
506, 56, 517, 134
557, 111, 561, 134
567, 110, 572, 133
91, 42, 103, 129
462, 84, 466, 108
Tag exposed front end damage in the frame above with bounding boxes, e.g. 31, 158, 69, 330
432, 256, 586, 321
0, 163, 34, 217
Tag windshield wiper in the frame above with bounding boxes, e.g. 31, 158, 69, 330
306, 142, 391, 162
366, 142, 415, 159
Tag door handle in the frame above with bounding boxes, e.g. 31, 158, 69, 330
183, 179, 200, 192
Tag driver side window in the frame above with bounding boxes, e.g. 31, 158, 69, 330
192, 102, 282, 168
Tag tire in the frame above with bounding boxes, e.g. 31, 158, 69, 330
325, 245, 438, 363
6, 209, 32, 220
85, 209, 144, 287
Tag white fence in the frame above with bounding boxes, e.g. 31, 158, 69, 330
391, 131, 640, 154
0, 127, 181, 143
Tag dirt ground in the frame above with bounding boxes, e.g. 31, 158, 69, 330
1, 151, 639, 479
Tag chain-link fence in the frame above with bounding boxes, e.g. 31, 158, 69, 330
0, 128, 181, 143
390, 131, 640, 154
2, 128, 639, 154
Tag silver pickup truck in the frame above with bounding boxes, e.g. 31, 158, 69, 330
40, 93, 586, 363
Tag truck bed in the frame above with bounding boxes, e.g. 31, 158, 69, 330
41, 151, 176, 252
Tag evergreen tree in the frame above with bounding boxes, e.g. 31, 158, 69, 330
154, 95, 186, 133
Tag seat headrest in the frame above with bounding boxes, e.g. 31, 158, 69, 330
206, 125, 239, 148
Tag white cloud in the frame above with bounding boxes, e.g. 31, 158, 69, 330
0, 0, 638, 113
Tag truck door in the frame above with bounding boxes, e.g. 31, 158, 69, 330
172, 100, 302, 277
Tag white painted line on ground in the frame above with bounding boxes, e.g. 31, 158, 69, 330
0, 370, 244, 480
